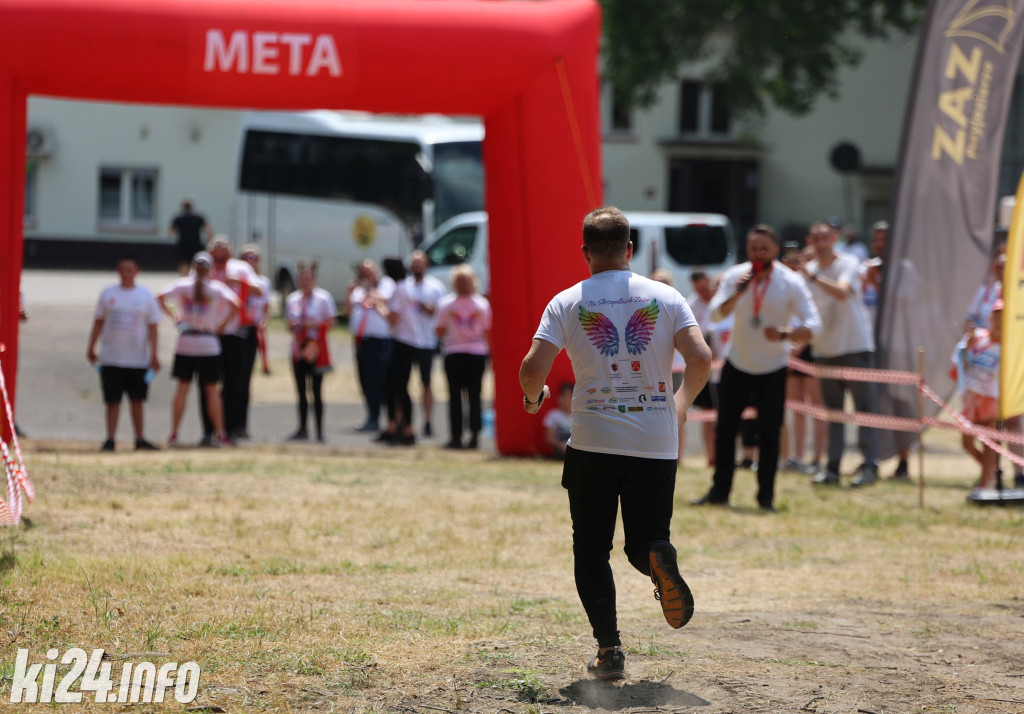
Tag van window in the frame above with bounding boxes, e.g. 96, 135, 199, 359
664, 224, 730, 265
629, 228, 641, 255
426, 225, 478, 266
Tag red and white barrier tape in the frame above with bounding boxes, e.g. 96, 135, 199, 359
0, 346, 32, 526
786, 356, 922, 385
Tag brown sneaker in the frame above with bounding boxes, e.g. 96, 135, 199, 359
586, 647, 626, 680
649, 542, 694, 629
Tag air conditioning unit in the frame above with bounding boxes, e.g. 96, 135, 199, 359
26, 126, 55, 158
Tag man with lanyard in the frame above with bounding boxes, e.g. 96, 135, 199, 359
520, 206, 712, 681
801, 221, 879, 487
692, 224, 821, 511
202, 235, 263, 443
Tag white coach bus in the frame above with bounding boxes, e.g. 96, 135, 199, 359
233, 110, 484, 301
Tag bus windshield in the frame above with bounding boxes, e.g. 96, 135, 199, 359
432, 140, 484, 228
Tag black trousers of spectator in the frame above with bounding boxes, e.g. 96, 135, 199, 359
355, 337, 392, 427
237, 326, 258, 435
292, 359, 324, 437
562, 446, 677, 648
443, 352, 486, 442
201, 334, 247, 437
708, 361, 788, 508
385, 340, 418, 428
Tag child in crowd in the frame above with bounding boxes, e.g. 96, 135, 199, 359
543, 382, 574, 458
955, 300, 1002, 492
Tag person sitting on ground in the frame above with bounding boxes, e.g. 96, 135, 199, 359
543, 382, 574, 458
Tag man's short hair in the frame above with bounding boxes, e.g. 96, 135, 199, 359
870, 220, 889, 233
117, 253, 138, 266
808, 221, 835, 236
747, 223, 780, 245
583, 206, 630, 258
690, 269, 708, 283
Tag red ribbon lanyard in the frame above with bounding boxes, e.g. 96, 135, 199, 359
751, 273, 771, 322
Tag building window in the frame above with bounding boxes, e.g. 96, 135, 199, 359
98, 167, 157, 231
24, 161, 37, 228
604, 84, 634, 136
678, 80, 732, 138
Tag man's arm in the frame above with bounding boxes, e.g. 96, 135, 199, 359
519, 338, 560, 414
147, 323, 160, 371
86, 318, 104, 364
672, 325, 712, 422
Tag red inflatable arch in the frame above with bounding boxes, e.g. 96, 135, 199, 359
0, 0, 602, 454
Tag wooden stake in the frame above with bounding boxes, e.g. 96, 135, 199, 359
917, 347, 926, 508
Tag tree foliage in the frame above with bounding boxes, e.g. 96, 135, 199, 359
599, 0, 927, 117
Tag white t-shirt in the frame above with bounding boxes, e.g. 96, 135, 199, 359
963, 330, 1000, 398
402, 274, 447, 349
534, 270, 697, 460
436, 293, 492, 355
710, 262, 821, 375
286, 288, 337, 345
348, 277, 395, 340
246, 274, 273, 323
543, 408, 573, 444
388, 281, 419, 347
805, 253, 874, 358
160, 277, 240, 357
209, 258, 261, 335
93, 285, 161, 368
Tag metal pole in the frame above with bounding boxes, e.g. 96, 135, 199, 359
917, 347, 926, 508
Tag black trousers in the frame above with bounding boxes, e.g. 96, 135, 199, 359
200, 334, 246, 437
237, 326, 258, 434
384, 340, 418, 428
443, 352, 486, 441
355, 337, 392, 426
709, 361, 788, 508
562, 446, 677, 648
292, 359, 324, 436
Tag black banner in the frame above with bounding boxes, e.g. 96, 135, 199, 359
877, 0, 1024, 453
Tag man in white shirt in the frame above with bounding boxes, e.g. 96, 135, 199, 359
519, 206, 711, 681
86, 255, 162, 452
692, 224, 822, 511
802, 221, 880, 486
404, 250, 446, 437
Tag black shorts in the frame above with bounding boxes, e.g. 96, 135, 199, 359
100, 366, 149, 404
416, 348, 435, 386
788, 344, 814, 378
692, 380, 716, 410
172, 354, 221, 384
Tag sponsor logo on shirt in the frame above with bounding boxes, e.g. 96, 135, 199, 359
614, 386, 638, 393
652, 395, 667, 402
600, 387, 612, 394
627, 406, 644, 412
646, 406, 668, 412
631, 361, 641, 372
585, 399, 605, 405
658, 382, 666, 392
610, 363, 619, 372
587, 388, 597, 394
617, 405, 626, 413
609, 397, 618, 404
639, 394, 647, 403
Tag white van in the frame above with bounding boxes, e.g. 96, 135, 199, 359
422, 210, 735, 294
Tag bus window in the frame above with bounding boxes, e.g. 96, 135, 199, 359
432, 141, 484, 227
664, 224, 730, 265
426, 225, 478, 266
239, 129, 425, 225
629, 227, 641, 255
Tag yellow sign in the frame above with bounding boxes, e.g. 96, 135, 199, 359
352, 215, 376, 248
1000, 169, 1024, 419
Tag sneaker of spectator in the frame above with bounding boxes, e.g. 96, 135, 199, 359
812, 469, 841, 486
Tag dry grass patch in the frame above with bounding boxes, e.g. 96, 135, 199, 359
0, 443, 1022, 712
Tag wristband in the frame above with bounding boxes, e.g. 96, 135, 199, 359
523, 391, 545, 406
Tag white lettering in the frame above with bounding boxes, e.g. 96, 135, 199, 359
10, 649, 41, 703
251, 32, 280, 75
280, 33, 313, 75
204, 29, 249, 73
204, 29, 341, 77
307, 34, 342, 77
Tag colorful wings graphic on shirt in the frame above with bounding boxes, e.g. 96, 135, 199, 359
578, 300, 660, 356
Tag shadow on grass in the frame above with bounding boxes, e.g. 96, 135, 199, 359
560, 679, 710, 710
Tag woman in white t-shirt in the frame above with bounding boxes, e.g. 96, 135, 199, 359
158, 251, 240, 447
285, 265, 337, 443
436, 265, 492, 449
